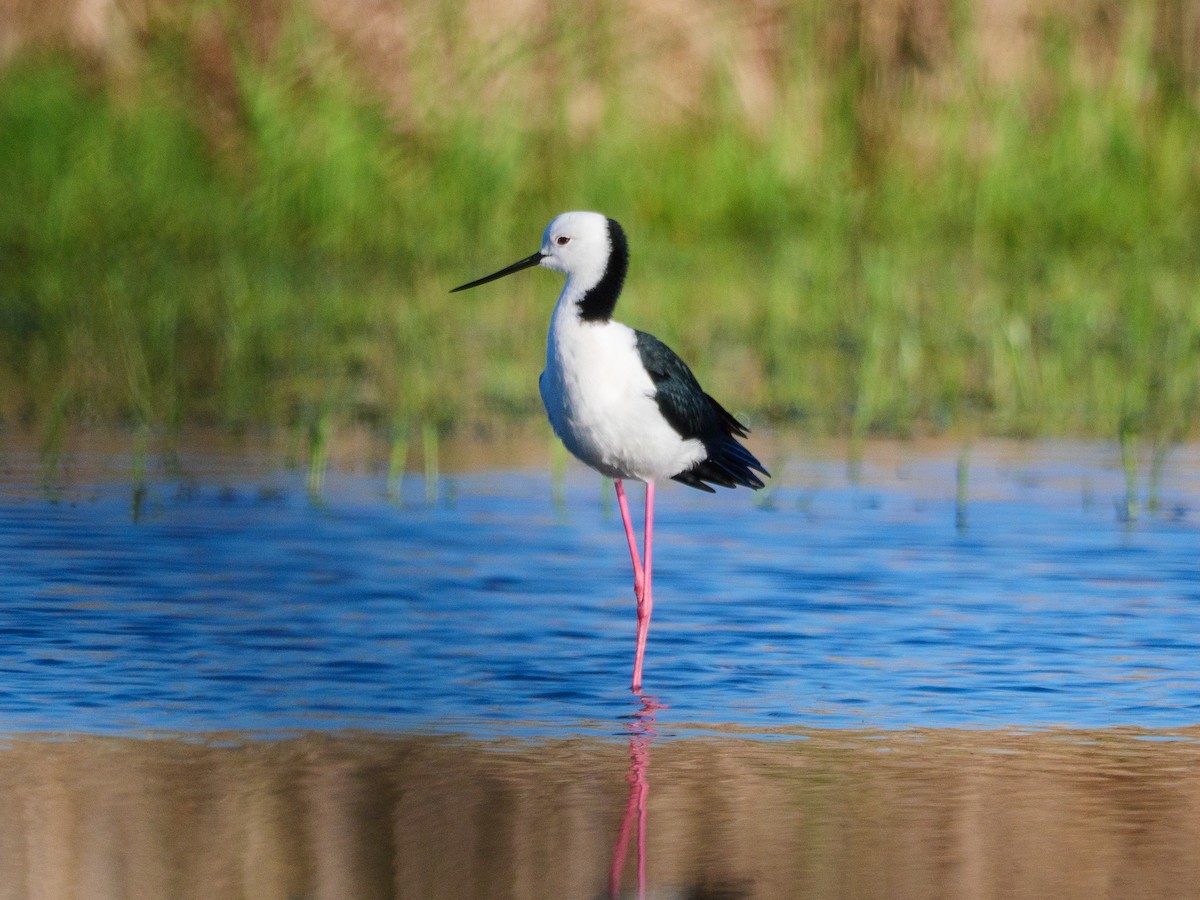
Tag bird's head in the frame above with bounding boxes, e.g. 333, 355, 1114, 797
451, 211, 622, 296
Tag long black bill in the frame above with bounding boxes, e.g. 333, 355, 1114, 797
450, 251, 546, 293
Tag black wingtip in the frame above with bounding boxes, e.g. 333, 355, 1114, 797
672, 436, 769, 493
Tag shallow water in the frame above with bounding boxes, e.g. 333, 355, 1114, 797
1, 439, 1197, 735
1, 437, 1198, 898
3, 726, 1200, 900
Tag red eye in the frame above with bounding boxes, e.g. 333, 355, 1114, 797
555, 236, 570, 245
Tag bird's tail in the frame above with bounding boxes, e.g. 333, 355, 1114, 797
673, 398, 769, 493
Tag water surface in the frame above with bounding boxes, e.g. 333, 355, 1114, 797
2, 437, 1198, 899
3, 725, 1199, 900
0, 439, 1196, 735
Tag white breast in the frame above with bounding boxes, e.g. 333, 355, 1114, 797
539, 301, 705, 483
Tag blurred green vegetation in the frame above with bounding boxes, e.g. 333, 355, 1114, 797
2, 1, 1200, 450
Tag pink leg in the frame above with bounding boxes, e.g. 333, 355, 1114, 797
631, 481, 655, 692
614, 479, 645, 602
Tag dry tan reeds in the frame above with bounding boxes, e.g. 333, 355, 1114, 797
2, 0, 1195, 134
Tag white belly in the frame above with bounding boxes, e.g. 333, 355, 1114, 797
540, 316, 705, 482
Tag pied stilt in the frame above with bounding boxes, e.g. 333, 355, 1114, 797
452, 211, 768, 692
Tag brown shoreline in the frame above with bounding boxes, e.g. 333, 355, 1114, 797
1, 726, 1198, 899
7, 424, 1200, 486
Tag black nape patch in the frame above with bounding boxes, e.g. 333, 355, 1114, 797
578, 218, 629, 322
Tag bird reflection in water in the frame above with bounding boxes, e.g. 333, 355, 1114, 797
607, 695, 753, 900
609, 693, 662, 900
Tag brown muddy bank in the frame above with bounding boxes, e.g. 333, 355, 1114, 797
1, 727, 1198, 899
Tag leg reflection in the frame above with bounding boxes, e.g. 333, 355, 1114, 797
609, 694, 664, 900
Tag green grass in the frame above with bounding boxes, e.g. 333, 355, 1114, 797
2, 2, 1200, 449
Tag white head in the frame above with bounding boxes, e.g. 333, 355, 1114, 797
451, 212, 628, 311
536, 211, 613, 289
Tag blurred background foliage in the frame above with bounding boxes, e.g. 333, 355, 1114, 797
2, 0, 1200, 450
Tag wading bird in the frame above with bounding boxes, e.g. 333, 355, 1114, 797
452, 212, 768, 692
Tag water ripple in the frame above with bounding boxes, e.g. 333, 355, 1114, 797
0, 443, 1198, 735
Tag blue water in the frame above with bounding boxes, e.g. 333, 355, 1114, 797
1, 442, 1198, 736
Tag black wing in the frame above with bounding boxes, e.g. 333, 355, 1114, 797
634, 330, 769, 493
